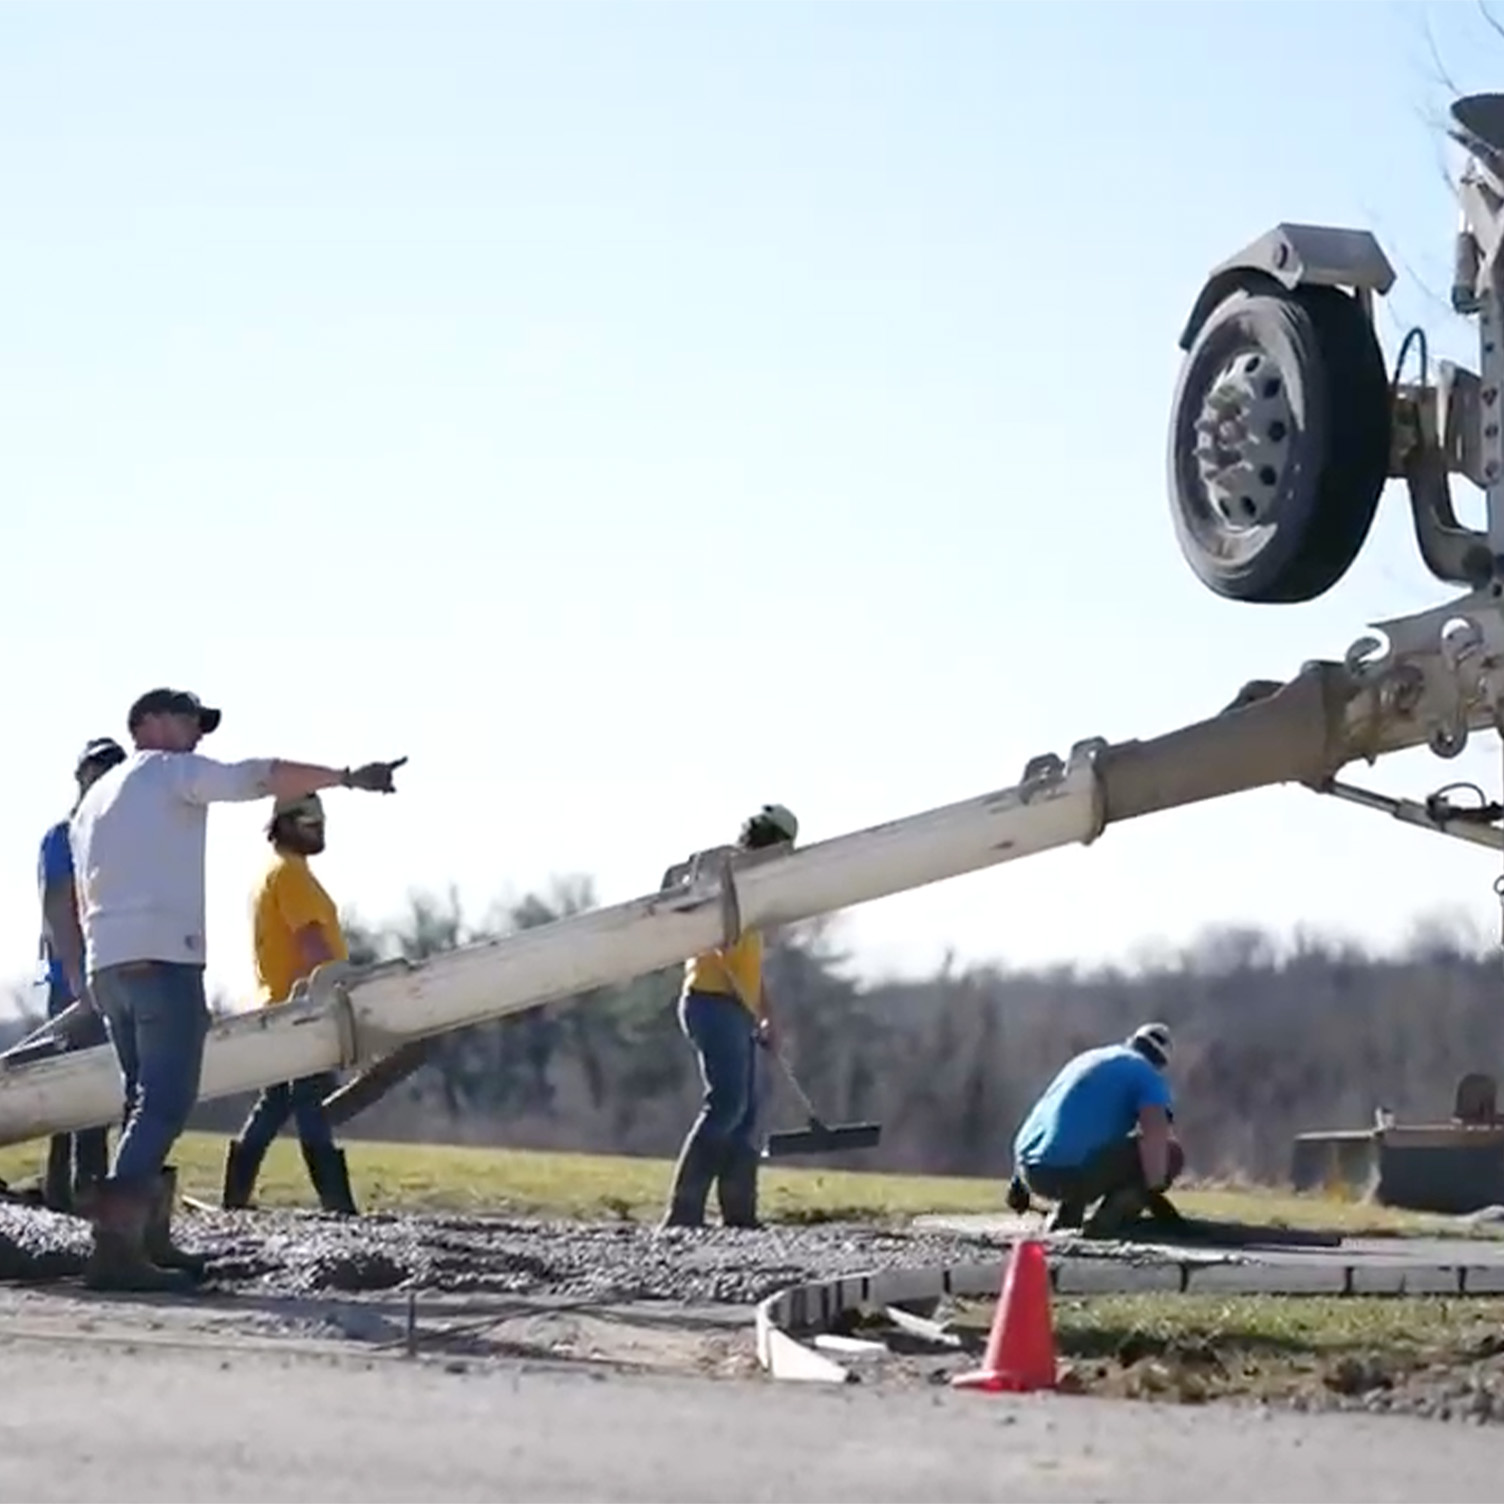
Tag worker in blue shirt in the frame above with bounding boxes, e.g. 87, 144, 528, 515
36, 736, 128, 1212
1006, 1022, 1185, 1236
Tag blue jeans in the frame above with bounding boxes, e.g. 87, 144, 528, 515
679, 989, 760, 1157
92, 961, 211, 1194
238, 1072, 338, 1159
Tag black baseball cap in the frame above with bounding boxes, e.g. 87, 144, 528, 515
127, 688, 222, 735
75, 737, 126, 777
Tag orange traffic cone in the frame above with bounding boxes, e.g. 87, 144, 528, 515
951, 1237, 1058, 1393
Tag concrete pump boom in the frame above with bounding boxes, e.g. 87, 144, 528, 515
2, 635, 1500, 1151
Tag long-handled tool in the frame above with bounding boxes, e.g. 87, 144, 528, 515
0, 1000, 94, 1069
761, 1047, 882, 1158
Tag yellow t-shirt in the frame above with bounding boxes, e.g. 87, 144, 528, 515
252, 853, 349, 1006
684, 930, 763, 1015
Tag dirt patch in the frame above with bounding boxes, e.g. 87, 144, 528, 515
843, 1293, 1504, 1423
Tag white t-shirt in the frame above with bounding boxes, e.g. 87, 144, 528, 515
70, 750, 278, 973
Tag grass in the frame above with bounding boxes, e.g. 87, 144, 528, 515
948, 1291, 1504, 1406
0, 1129, 1487, 1235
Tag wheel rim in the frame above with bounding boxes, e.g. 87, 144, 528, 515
1190, 347, 1296, 532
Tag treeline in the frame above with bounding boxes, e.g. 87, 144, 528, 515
203, 884, 1504, 1184
8, 881, 1500, 1184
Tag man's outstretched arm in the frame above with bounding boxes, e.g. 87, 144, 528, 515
174, 754, 408, 805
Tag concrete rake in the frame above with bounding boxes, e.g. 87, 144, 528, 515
761, 1048, 882, 1159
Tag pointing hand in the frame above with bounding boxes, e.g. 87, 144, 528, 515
345, 757, 408, 794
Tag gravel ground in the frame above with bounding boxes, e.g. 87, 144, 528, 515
0, 1200, 1002, 1305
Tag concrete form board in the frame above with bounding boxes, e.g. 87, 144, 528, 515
754, 1225, 1504, 1382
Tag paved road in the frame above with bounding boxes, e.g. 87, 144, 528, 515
0, 1333, 1498, 1503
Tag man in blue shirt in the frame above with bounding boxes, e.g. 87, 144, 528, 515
37, 736, 128, 1212
1007, 1022, 1185, 1236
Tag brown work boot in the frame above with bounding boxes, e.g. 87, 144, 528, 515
144, 1166, 208, 1280
83, 1180, 197, 1294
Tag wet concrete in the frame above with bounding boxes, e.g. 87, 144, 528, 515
0, 1202, 1005, 1307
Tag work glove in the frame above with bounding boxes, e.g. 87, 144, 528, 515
343, 757, 408, 793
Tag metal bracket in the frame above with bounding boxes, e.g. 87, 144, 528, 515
1313, 777, 1504, 853
657, 840, 787, 948
291, 957, 411, 1070
1388, 96, 1504, 583
1335, 585, 1504, 764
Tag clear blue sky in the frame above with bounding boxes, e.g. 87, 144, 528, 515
3, 0, 1501, 1014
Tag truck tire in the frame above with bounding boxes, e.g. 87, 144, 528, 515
1166, 282, 1391, 604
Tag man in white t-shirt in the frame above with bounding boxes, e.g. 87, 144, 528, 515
70, 686, 406, 1292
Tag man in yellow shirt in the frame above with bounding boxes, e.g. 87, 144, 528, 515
219, 792, 358, 1215
659, 803, 798, 1230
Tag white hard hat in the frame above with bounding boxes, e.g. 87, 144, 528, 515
759, 803, 799, 841
1128, 1021, 1173, 1068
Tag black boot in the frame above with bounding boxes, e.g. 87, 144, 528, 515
221, 1139, 261, 1210
74, 1127, 109, 1190
1082, 1185, 1148, 1239
658, 1130, 723, 1230
145, 1166, 208, 1280
74, 1127, 109, 1208
716, 1144, 761, 1229
301, 1143, 358, 1216
1045, 1198, 1085, 1233
42, 1135, 74, 1214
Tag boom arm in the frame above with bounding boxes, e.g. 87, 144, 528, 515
3, 625, 1499, 1151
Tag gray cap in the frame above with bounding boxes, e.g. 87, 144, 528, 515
127, 688, 221, 735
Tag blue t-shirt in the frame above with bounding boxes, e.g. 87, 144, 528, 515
1012, 1044, 1173, 1171
37, 818, 75, 995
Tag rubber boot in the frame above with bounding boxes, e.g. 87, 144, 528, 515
1145, 1189, 1186, 1227
1082, 1184, 1148, 1239
302, 1142, 358, 1216
144, 1166, 209, 1280
220, 1139, 261, 1210
74, 1126, 110, 1195
1045, 1198, 1085, 1233
83, 1179, 196, 1294
715, 1144, 761, 1229
657, 1131, 722, 1230
42, 1135, 74, 1214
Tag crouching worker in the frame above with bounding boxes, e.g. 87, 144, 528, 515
1006, 1022, 1184, 1237
221, 793, 357, 1215
658, 803, 799, 1231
